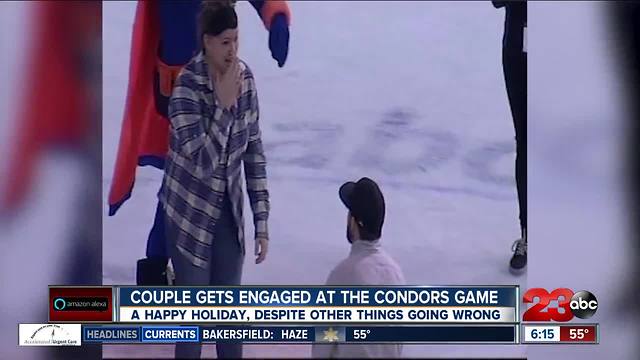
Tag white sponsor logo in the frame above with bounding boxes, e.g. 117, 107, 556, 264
19, 324, 82, 346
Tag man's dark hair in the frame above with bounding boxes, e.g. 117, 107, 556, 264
351, 214, 381, 241
359, 227, 380, 241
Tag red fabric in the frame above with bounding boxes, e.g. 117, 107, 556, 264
1, 2, 91, 213
107, 0, 169, 214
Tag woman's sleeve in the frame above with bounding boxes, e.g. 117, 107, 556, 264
168, 73, 232, 178
242, 69, 270, 240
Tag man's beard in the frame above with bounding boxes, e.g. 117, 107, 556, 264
346, 224, 353, 244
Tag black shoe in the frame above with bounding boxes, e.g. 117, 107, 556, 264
136, 257, 170, 285
510, 238, 527, 272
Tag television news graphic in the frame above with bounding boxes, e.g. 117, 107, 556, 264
114, 286, 519, 324
83, 326, 141, 343
41, 286, 521, 344
521, 324, 599, 344
140, 326, 200, 343
19, 324, 82, 346
342, 325, 516, 343
49, 286, 114, 322
77, 324, 518, 344
522, 288, 598, 322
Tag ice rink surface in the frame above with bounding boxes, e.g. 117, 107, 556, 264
102, 1, 524, 357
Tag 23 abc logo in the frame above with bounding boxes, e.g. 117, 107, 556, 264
522, 288, 598, 322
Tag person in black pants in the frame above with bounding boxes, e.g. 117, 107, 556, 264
493, 1, 527, 271
609, 1, 640, 318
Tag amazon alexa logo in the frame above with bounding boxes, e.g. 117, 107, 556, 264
53, 298, 66, 311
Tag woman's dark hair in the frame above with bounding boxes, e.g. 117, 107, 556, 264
198, 0, 238, 41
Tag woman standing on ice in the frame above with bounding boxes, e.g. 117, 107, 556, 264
158, 3, 270, 358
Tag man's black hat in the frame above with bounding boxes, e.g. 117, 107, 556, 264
339, 177, 385, 239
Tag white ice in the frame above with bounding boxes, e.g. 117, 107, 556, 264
102, 1, 524, 358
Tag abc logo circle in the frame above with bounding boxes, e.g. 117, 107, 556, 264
570, 290, 598, 319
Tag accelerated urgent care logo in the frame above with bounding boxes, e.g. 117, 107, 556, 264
19, 324, 82, 346
522, 288, 598, 322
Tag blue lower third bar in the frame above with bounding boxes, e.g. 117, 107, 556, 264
345, 326, 516, 343
141, 326, 200, 343
83, 326, 141, 343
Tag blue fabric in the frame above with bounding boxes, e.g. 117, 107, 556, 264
250, 1, 289, 67
148, 183, 238, 260
269, 13, 289, 67
146, 200, 168, 258
158, 0, 201, 66
138, 155, 166, 170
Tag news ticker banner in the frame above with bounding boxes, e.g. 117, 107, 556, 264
20, 324, 518, 345
49, 286, 519, 324
84, 324, 520, 344
19, 323, 602, 346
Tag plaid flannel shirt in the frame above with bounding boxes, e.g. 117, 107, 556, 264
159, 52, 269, 269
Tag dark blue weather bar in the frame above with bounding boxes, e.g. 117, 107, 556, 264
200, 326, 316, 343
346, 325, 517, 343
81, 325, 516, 344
